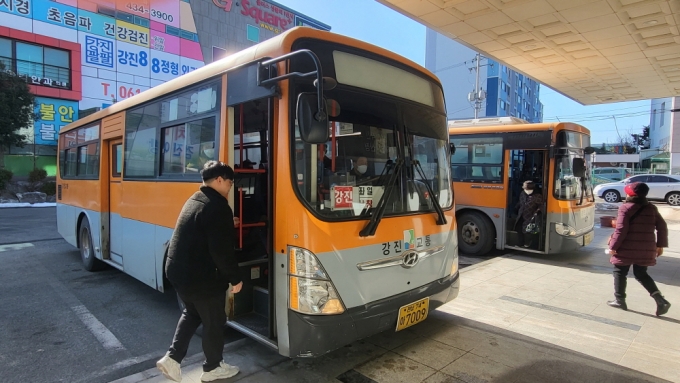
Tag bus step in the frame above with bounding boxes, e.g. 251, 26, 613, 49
253, 286, 269, 317
234, 312, 268, 337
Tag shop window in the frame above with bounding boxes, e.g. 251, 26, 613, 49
1, 38, 71, 89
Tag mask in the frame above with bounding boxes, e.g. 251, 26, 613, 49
357, 165, 367, 174
524, 189, 534, 195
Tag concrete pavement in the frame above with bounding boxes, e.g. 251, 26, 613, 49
110, 218, 680, 383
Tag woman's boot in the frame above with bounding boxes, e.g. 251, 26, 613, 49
607, 298, 627, 310
651, 291, 671, 316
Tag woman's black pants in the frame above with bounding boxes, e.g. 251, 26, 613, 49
613, 264, 659, 299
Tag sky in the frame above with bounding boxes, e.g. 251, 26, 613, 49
279, 0, 653, 145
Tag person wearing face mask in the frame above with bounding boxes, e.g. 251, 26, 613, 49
350, 156, 373, 184
515, 180, 543, 248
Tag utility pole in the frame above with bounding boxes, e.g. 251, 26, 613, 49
467, 53, 490, 119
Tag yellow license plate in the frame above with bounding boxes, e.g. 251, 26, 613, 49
584, 231, 594, 246
396, 297, 429, 331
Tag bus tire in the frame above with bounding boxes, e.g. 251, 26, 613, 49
602, 190, 620, 203
666, 192, 680, 206
79, 218, 105, 271
457, 212, 494, 256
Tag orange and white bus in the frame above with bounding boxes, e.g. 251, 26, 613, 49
56, 27, 459, 358
449, 117, 595, 256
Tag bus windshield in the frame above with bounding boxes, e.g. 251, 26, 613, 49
293, 89, 452, 220
554, 131, 593, 200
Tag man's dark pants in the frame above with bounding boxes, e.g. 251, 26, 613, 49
168, 291, 226, 372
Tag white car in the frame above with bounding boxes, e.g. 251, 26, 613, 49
593, 174, 680, 206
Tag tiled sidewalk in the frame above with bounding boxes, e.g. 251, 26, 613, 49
112, 225, 680, 383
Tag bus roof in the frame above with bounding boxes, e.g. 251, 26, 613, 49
62, 27, 441, 134
448, 121, 590, 136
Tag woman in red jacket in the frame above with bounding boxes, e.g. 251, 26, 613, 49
607, 182, 671, 316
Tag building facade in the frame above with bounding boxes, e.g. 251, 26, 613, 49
646, 96, 680, 173
425, 28, 543, 123
0, 0, 328, 176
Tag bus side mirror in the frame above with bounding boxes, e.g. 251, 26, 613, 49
449, 143, 456, 157
584, 146, 596, 155
297, 92, 330, 144
573, 158, 586, 178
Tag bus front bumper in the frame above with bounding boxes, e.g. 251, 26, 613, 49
548, 224, 595, 253
287, 272, 460, 358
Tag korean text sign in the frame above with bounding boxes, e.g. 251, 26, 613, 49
34, 97, 79, 145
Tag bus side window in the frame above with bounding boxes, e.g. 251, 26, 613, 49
453, 165, 467, 180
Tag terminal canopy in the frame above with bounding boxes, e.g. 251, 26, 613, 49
378, 0, 680, 105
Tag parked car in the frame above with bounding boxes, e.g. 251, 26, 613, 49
592, 167, 631, 181
593, 174, 680, 206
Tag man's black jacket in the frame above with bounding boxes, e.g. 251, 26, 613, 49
166, 186, 242, 300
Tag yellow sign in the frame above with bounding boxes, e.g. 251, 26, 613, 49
115, 20, 150, 48
396, 297, 429, 331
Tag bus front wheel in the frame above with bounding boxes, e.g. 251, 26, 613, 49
79, 218, 105, 271
457, 212, 494, 256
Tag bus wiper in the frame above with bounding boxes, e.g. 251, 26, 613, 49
577, 177, 585, 206
359, 158, 404, 237
412, 159, 447, 225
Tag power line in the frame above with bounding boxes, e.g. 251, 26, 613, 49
546, 109, 670, 123
542, 104, 651, 120
545, 108, 673, 123
449, 105, 474, 115
612, 115, 622, 141
435, 60, 468, 73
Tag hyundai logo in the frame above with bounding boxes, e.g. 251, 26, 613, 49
401, 251, 419, 268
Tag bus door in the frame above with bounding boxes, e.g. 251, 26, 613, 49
108, 140, 123, 265
505, 149, 548, 252
227, 95, 275, 348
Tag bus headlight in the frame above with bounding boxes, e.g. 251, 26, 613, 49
555, 223, 576, 236
289, 247, 345, 315
450, 246, 459, 276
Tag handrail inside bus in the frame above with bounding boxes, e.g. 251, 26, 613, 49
257, 49, 327, 123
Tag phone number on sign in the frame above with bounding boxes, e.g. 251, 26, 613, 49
101, 83, 143, 100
